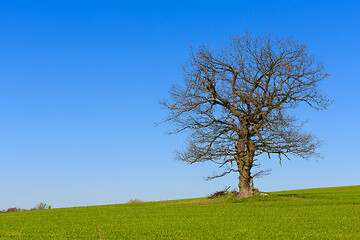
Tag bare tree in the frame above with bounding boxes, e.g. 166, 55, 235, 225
160, 33, 330, 198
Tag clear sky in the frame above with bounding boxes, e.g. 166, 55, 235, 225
0, 0, 359, 209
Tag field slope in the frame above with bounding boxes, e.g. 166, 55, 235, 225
0, 185, 359, 239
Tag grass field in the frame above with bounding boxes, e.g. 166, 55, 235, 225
0, 185, 359, 239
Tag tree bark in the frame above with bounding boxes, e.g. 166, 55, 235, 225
236, 139, 255, 198
237, 165, 252, 198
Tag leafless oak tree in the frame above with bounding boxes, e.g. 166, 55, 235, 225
160, 33, 330, 198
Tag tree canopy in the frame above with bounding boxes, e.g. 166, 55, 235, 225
161, 33, 330, 198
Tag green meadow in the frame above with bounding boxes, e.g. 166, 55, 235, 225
0, 185, 359, 239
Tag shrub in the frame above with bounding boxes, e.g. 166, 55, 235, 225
127, 199, 143, 203
0, 202, 51, 214
36, 202, 51, 210
6, 207, 18, 213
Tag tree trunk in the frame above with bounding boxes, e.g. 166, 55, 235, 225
237, 167, 252, 198
236, 138, 255, 198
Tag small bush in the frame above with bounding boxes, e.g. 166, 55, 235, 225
36, 202, 51, 210
0, 202, 50, 214
127, 199, 143, 203
6, 207, 18, 213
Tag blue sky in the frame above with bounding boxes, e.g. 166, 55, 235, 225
0, 0, 359, 209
